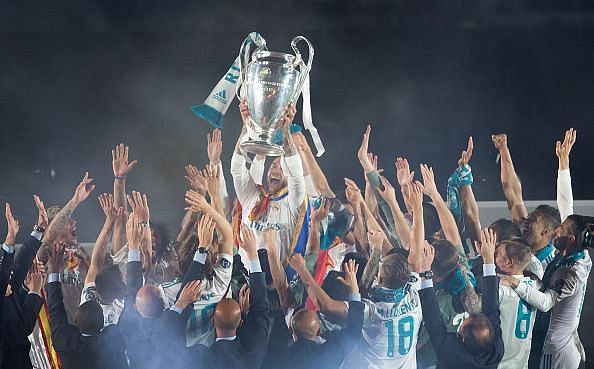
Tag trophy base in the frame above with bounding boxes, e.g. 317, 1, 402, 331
240, 140, 285, 157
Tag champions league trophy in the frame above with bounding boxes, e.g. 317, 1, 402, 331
237, 36, 314, 156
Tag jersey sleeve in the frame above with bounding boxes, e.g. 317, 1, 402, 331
557, 169, 573, 222
362, 299, 376, 327
515, 266, 578, 312
80, 282, 100, 306
281, 154, 306, 211
212, 253, 233, 294
231, 153, 260, 204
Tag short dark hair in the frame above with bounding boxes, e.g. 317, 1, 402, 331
423, 203, 440, 239
322, 271, 349, 301
461, 313, 494, 354
75, 300, 104, 334
566, 214, 594, 250
535, 205, 561, 231
500, 238, 532, 269
150, 222, 171, 259
431, 239, 459, 278
342, 252, 367, 282
95, 265, 124, 303
489, 219, 520, 242
380, 253, 410, 290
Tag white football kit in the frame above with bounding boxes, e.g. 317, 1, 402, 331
515, 250, 592, 369
80, 282, 124, 327
498, 276, 540, 369
159, 253, 233, 347
359, 276, 423, 369
231, 152, 306, 266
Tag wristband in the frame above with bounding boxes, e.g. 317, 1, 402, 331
115, 175, 126, 181
138, 221, 150, 228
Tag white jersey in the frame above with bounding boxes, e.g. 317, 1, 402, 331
498, 276, 539, 369
231, 153, 306, 265
360, 277, 422, 369
525, 254, 544, 280
80, 282, 124, 327
515, 250, 592, 368
159, 253, 233, 347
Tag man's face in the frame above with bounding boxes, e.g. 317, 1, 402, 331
521, 211, 550, 248
58, 219, 78, 247
495, 244, 513, 275
267, 158, 287, 193
553, 219, 576, 252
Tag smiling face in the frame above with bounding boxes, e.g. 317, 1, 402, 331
495, 244, 514, 275
521, 211, 551, 250
57, 219, 78, 247
553, 218, 576, 253
266, 158, 287, 193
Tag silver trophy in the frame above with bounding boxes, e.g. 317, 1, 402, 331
237, 35, 314, 156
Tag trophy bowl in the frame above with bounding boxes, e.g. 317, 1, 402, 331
238, 36, 314, 157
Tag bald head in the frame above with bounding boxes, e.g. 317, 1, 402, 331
135, 285, 164, 318
214, 298, 242, 336
291, 308, 320, 341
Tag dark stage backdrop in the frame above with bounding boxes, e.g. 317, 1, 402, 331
0, 1, 593, 243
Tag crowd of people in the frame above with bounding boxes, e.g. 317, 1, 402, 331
0, 99, 592, 369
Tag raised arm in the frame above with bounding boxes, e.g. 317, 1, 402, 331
279, 105, 307, 210
403, 181, 425, 271
127, 191, 152, 276
231, 100, 259, 203
124, 212, 146, 305
263, 228, 296, 311
85, 194, 123, 285
492, 134, 528, 223
1, 204, 19, 308
360, 230, 383, 293
112, 144, 138, 255
207, 129, 231, 217
420, 164, 463, 246
307, 197, 331, 258
204, 163, 225, 216
377, 176, 411, 249
345, 186, 370, 257
185, 190, 233, 255
289, 253, 349, 321
43, 172, 95, 248
457, 137, 482, 245
293, 132, 334, 197
556, 128, 576, 222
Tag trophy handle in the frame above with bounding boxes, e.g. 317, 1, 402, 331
290, 36, 315, 104
236, 35, 267, 101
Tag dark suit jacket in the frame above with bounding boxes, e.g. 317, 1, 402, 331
46, 281, 128, 369
262, 300, 364, 369
0, 236, 44, 369
419, 275, 504, 369
118, 259, 188, 369
191, 271, 270, 369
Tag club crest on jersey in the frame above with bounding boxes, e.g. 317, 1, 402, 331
219, 258, 232, 269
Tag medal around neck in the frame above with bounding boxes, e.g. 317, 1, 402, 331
238, 35, 314, 156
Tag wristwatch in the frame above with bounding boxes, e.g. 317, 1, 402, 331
419, 270, 434, 279
138, 221, 150, 229
198, 247, 208, 254
33, 225, 46, 233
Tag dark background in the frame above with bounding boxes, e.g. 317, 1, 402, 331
1, 0, 593, 243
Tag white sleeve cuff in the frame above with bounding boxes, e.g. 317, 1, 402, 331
28, 291, 42, 298
128, 250, 141, 262
31, 231, 43, 241
420, 279, 434, 290
248, 258, 262, 273
48, 273, 62, 284
349, 293, 361, 302
483, 264, 496, 277
193, 251, 207, 264
170, 305, 183, 315
2, 244, 15, 253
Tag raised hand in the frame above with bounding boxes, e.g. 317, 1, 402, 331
127, 191, 150, 223
204, 163, 220, 198
476, 228, 497, 264
98, 193, 123, 222
72, 172, 96, 205
238, 224, 257, 260
239, 98, 252, 128
403, 181, 424, 214
498, 274, 520, 289
197, 214, 216, 249
420, 164, 439, 198
185, 165, 208, 196
185, 190, 212, 214
25, 262, 45, 293
344, 178, 364, 206
207, 129, 223, 165
125, 212, 145, 251
262, 228, 277, 254
377, 176, 397, 204
555, 128, 576, 170
280, 103, 297, 131
491, 133, 508, 152
112, 143, 138, 178
239, 284, 251, 315
367, 152, 383, 174
420, 241, 435, 272
367, 229, 383, 248
292, 131, 309, 153
357, 125, 374, 173
395, 157, 414, 188
288, 253, 307, 273
47, 242, 67, 274
4, 203, 20, 245
311, 197, 331, 223
458, 136, 474, 168
338, 259, 359, 295
33, 195, 49, 229
175, 280, 203, 309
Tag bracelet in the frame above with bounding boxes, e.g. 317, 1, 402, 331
33, 225, 46, 233
138, 221, 150, 228
115, 175, 126, 181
